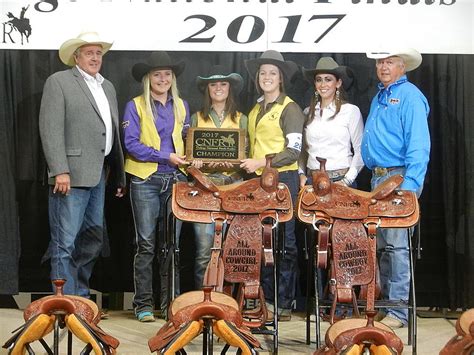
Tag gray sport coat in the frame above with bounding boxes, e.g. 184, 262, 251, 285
39, 66, 125, 188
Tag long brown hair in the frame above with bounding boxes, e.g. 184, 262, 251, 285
306, 75, 347, 124
200, 83, 239, 123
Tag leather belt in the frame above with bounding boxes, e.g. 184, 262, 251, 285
309, 167, 349, 181
373, 166, 403, 177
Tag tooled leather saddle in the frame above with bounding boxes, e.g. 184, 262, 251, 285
440, 308, 474, 355
148, 287, 260, 355
2, 279, 119, 355
296, 158, 419, 354
172, 154, 292, 326
148, 154, 292, 353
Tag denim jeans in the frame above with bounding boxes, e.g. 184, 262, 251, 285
130, 170, 186, 315
261, 170, 299, 311
192, 222, 214, 288
48, 169, 106, 297
371, 167, 422, 324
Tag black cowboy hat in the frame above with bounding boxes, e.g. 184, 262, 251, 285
244, 50, 298, 82
302, 57, 354, 91
132, 51, 185, 82
196, 64, 244, 94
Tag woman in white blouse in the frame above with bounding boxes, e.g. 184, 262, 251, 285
299, 57, 364, 188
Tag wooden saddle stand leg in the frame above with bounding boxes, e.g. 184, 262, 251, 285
296, 158, 420, 355
148, 154, 294, 354
2, 279, 119, 355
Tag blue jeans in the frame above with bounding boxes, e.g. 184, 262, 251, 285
47, 169, 106, 297
130, 170, 186, 315
192, 222, 214, 288
371, 167, 422, 324
261, 170, 299, 311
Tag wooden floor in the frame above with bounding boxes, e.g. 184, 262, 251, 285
0, 308, 457, 354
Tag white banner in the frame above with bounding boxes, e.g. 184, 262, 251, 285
0, 0, 472, 54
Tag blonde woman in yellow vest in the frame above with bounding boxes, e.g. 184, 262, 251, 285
122, 52, 190, 323
241, 50, 305, 321
189, 64, 248, 289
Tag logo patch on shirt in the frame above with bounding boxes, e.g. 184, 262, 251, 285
122, 120, 130, 129
389, 98, 400, 105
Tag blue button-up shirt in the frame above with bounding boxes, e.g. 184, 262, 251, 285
361, 75, 430, 191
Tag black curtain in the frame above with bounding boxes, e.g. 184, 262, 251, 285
0, 49, 472, 309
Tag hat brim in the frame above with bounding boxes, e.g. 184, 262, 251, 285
196, 73, 244, 94
132, 61, 185, 82
302, 66, 355, 91
245, 57, 298, 82
366, 49, 422, 72
59, 39, 113, 67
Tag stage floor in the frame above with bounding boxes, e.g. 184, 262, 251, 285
0, 308, 458, 354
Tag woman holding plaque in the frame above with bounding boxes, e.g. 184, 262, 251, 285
240, 50, 305, 321
190, 64, 248, 289
121, 51, 190, 322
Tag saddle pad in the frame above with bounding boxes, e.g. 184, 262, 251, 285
223, 215, 262, 287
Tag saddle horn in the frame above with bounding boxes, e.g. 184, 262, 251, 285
260, 153, 279, 193
312, 157, 331, 196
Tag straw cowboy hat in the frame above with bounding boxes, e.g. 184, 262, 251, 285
59, 31, 113, 66
302, 57, 354, 91
196, 64, 244, 94
244, 50, 298, 81
366, 48, 422, 72
132, 51, 185, 82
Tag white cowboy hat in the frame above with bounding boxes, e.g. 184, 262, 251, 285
366, 48, 422, 72
59, 31, 113, 66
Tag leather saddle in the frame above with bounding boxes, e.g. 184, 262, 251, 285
172, 154, 293, 328
440, 308, 474, 355
148, 287, 260, 354
2, 279, 119, 355
296, 158, 419, 354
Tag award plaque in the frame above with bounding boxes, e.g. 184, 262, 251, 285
186, 127, 246, 164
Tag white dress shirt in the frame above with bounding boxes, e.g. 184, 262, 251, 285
76, 66, 113, 156
300, 101, 364, 184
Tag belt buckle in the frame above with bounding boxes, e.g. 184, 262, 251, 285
374, 167, 388, 177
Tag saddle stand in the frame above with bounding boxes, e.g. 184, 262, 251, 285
296, 158, 419, 355
149, 154, 293, 354
2, 279, 119, 355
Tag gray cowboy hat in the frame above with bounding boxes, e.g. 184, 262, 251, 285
244, 50, 298, 81
302, 57, 354, 91
59, 31, 113, 66
196, 64, 244, 94
366, 48, 422, 72
132, 51, 185, 82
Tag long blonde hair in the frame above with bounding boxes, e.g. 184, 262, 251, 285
141, 71, 182, 122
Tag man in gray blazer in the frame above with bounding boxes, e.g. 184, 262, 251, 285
39, 31, 125, 297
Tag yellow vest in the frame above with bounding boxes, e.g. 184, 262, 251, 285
248, 96, 297, 175
196, 111, 242, 129
125, 96, 186, 179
